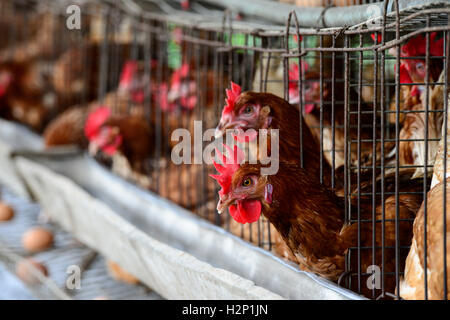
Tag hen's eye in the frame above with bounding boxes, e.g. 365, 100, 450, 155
244, 106, 253, 114
416, 62, 425, 71
242, 178, 252, 187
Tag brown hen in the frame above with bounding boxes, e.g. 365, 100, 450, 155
400, 178, 450, 300
213, 155, 423, 298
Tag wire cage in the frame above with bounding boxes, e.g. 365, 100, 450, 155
1, 0, 449, 300
279, 2, 450, 299
286, 1, 450, 299
0, 0, 100, 131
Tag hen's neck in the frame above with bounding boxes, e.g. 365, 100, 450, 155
265, 165, 352, 275
271, 104, 332, 187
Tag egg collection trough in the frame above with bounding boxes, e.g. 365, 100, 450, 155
0, 182, 162, 300
0, 118, 363, 300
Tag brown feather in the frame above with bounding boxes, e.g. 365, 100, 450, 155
226, 161, 423, 298
401, 178, 450, 300
232, 92, 333, 187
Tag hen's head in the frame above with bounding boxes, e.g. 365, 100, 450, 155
215, 82, 276, 142
85, 107, 123, 156
288, 63, 327, 114
210, 144, 272, 224
0, 69, 13, 98
167, 63, 197, 110
215, 82, 296, 142
398, 63, 421, 97
155, 82, 173, 112
119, 61, 145, 103
400, 32, 444, 86
119, 60, 159, 104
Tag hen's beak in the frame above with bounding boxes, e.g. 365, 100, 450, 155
214, 121, 243, 139
167, 88, 180, 103
111, 127, 120, 136
88, 142, 99, 156
216, 196, 236, 215
214, 124, 225, 139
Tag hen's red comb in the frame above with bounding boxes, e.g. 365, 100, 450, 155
157, 82, 175, 112
401, 32, 444, 57
371, 33, 382, 44
181, 0, 189, 10
209, 144, 245, 197
171, 63, 190, 87
0, 71, 12, 97
399, 63, 419, 96
222, 82, 242, 116
293, 34, 303, 43
288, 62, 309, 89
398, 63, 412, 84
289, 63, 299, 83
85, 106, 111, 140
119, 61, 137, 89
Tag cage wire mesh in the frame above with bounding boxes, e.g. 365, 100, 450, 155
0, 0, 101, 132
281, 2, 450, 299
1, 0, 449, 300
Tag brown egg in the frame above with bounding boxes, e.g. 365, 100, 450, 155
0, 202, 14, 222
106, 260, 139, 285
22, 227, 54, 252
16, 258, 49, 285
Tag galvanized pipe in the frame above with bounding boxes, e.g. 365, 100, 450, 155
200, 0, 450, 28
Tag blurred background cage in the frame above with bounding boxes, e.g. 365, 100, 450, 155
1, 0, 449, 300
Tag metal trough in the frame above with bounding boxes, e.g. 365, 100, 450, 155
0, 119, 43, 199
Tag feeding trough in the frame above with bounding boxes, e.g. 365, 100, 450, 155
0, 119, 43, 199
